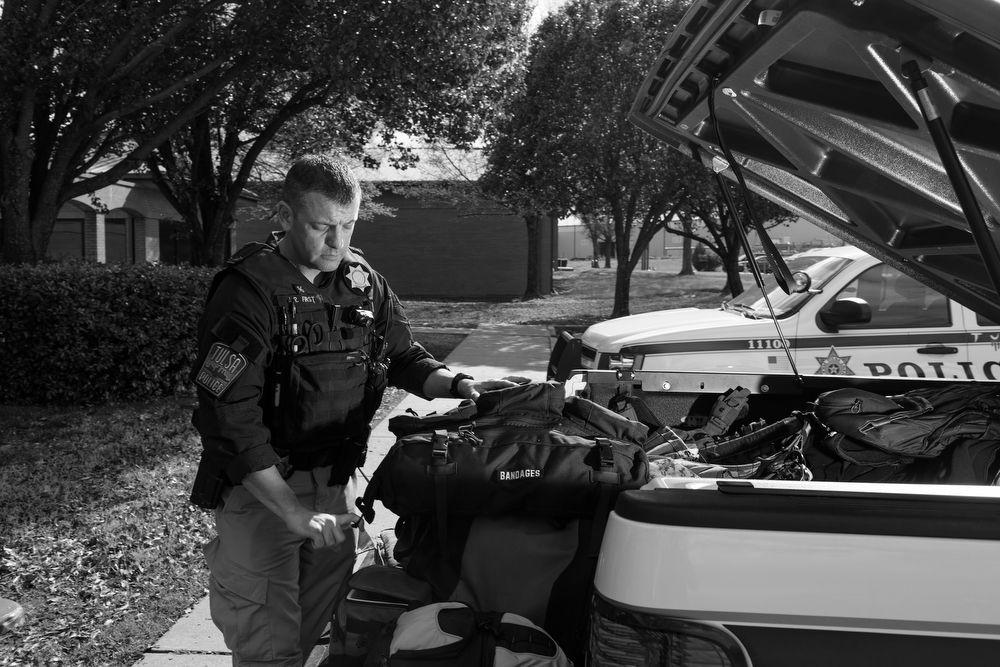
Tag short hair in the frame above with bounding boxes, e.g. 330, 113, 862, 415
282, 154, 361, 207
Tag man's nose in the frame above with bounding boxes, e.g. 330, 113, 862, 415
325, 227, 345, 248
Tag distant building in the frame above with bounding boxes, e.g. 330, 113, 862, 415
557, 216, 842, 260
52, 148, 555, 299
52, 160, 255, 264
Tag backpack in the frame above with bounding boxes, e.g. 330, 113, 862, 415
364, 601, 572, 667
812, 384, 1000, 483
355, 381, 650, 665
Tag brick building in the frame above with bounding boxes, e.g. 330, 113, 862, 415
53, 149, 554, 299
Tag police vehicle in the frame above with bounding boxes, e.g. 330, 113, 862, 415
567, 244, 1000, 383
572, 0, 1000, 665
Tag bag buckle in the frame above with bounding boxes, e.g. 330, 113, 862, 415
597, 438, 615, 471
431, 430, 449, 465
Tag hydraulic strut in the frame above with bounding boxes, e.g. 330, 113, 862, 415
902, 57, 1000, 302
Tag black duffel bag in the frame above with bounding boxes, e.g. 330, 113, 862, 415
356, 381, 650, 522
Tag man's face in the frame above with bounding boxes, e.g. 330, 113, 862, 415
279, 191, 360, 274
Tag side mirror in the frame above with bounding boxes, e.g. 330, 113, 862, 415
790, 270, 811, 293
819, 297, 872, 330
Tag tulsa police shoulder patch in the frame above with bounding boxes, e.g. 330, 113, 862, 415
195, 342, 249, 398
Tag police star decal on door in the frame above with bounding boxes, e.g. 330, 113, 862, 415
816, 346, 855, 375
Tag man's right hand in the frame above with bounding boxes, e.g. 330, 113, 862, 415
288, 509, 358, 548
243, 466, 358, 548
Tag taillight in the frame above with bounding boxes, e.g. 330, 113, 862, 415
588, 595, 749, 667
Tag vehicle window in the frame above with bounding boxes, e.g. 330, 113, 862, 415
726, 256, 851, 318
834, 265, 950, 328
977, 313, 998, 326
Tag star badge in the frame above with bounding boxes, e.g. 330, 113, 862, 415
816, 346, 855, 375
343, 263, 372, 295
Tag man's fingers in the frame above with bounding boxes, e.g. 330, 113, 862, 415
306, 513, 354, 548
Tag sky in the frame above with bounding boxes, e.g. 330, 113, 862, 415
530, 0, 571, 31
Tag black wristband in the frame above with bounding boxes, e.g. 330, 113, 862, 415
450, 373, 475, 398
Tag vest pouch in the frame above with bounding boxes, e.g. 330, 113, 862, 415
275, 350, 369, 450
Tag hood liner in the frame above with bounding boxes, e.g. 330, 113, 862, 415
631, 0, 1000, 322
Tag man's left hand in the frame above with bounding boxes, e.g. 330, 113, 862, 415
462, 378, 519, 402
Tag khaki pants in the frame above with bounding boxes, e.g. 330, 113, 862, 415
205, 467, 358, 666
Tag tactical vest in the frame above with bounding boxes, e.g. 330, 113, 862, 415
214, 237, 388, 478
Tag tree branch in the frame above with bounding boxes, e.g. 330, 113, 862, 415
62, 60, 250, 200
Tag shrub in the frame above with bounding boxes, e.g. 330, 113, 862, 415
0, 262, 217, 405
691, 244, 723, 272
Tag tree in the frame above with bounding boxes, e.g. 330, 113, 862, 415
145, 0, 531, 265
484, 0, 794, 315
0, 0, 294, 264
580, 213, 614, 267
483, 0, 700, 318
668, 164, 794, 296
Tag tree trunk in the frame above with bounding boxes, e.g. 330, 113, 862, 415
522, 212, 541, 300
611, 261, 631, 318
207, 217, 230, 265
723, 252, 743, 298
1, 120, 42, 263
195, 206, 232, 266
0, 179, 35, 264
679, 221, 694, 275
721, 224, 744, 298
1, 171, 63, 264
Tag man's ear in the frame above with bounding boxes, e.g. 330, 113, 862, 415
276, 201, 292, 231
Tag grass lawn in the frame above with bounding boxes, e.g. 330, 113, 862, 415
0, 264, 731, 665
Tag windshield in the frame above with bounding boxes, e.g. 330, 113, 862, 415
723, 255, 853, 319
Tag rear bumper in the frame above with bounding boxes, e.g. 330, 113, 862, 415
592, 484, 1000, 663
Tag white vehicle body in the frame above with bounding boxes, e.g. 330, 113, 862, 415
573, 0, 1000, 664
592, 479, 1000, 665
580, 245, 1000, 382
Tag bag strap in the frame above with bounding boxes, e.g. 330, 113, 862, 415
356, 477, 378, 526
587, 439, 618, 555
388, 401, 479, 437
858, 395, 934, 434
429, 430, 454, 557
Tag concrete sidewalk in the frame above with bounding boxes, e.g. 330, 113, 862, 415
133, 324, 553, 666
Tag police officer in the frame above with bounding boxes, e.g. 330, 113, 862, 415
189, 154, 514, 666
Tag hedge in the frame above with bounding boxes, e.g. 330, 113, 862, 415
0, 262, 218, 405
